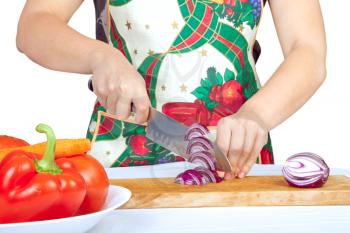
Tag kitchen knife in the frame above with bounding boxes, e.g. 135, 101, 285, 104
145, 108, 232, 172
88, 78, 232, 172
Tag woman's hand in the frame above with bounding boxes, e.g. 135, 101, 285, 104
216, 109, 268, 179
89, 47, 150, 124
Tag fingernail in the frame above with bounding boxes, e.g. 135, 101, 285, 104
238, 172, 245, 179
235, 168, 241, 177
225, 173, 232, 180
217, 171, 225, 178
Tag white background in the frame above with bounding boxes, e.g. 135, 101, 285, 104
0, 0, 349, 168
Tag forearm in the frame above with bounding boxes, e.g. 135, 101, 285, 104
241, 45, 326, 130
16, 12, 110, 74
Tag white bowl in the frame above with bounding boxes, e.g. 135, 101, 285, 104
0, 185, 131, 233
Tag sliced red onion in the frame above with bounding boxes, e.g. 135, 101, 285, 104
189, 151, 216, 171
185, 123, 209, 141
185, 131, 205, 141
175, 169, 207, 185
175, 123, 222, 186
194, 167, 223, 183
282, 152, 330, 188
186, 136, 213, 155
175, 167, 223, 185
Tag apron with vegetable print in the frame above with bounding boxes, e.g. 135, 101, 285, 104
87, 0, 274, 167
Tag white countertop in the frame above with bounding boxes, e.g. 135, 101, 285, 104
88, 163, 350, 233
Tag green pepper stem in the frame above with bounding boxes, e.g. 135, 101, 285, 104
34, 123, 62, 175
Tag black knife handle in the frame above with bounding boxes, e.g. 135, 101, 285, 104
88, 78, 94, 92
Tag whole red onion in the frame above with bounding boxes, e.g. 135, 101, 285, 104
282, 152, 330, 188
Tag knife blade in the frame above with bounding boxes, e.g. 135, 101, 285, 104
88, 78, 232, 172
145, 108, 232, 172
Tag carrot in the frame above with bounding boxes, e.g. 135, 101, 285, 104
0, 138, 91, 162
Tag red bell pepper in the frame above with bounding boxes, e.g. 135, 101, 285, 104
0, 124, 87, 223
64, 154, 109, 214
0, 135, 29, 149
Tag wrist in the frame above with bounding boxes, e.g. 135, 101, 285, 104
237, 102, 272, 132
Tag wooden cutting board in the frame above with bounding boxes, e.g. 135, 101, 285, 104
110, 176, 350, 208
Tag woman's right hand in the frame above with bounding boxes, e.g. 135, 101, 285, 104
89, 47, 150, 124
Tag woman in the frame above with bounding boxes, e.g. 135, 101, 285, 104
16, 0, 326, 179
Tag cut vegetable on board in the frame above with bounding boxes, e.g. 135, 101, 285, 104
282, 152, 330, 188
176, 123, 223, 185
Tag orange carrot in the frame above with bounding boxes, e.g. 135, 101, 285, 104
0, 138, 91, 162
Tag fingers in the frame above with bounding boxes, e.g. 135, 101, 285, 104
216, 118, 231, 157
226, 123, 245, 179
217, 113, 269, 180
106, 88, 118, 115
216, 119, 233, 178
239, 130, 268, 178
236, 123, 258, 177
97, 95, 107, 109
90, 48, 153, 123
132, 75, 150, 123
92, 71, 150, 123
115, 97, 132, 120
133, 91, 150, 124
92, 78, 108, 108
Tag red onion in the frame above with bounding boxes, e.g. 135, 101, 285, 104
175, 167, 222, 185
186, 137, 213, 155
175, 123, 222, 186
175, 169, 206, 185
194, 167, 223, 183
282, 152, 330, 188
189, 151, 216, 171
184, 123, 209, 141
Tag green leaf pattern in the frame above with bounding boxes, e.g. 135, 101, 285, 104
192, 67, 242, 111
211, 0, 260, 29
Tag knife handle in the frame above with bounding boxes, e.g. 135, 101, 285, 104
88, 78, 94, 92
89, 78, 216, 129
88, 77, 143, 125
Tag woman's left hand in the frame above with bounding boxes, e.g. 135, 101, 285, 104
216, 109, 269, 179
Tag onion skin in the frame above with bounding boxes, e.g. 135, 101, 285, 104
282, 152, 330, 188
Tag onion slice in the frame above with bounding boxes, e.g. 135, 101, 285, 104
175, 123, 222, 186
175, 167, 223, 185
282, 152, 330, 188
186, 136, 213, 155
194, 167, 223, 183
189, 151, 217, 171
175, 169, 206, 185
185, 123, 209, 141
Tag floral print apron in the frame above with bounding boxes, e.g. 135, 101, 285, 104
87, 0, 274, 167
